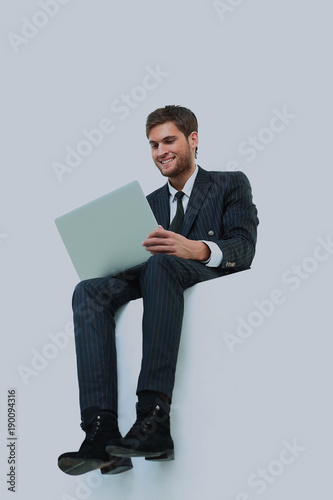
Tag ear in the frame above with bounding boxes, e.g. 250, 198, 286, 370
188, 131, 198, 151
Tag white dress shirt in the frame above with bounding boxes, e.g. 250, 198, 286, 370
167, 166, 223, 267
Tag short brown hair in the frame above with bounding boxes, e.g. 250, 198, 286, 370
146, 105, 198, 158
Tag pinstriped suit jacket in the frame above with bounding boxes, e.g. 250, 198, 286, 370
146, 166, 259, 275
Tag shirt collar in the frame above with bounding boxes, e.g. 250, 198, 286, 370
168, 165, 198, 200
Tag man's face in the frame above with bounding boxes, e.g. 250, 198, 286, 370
148, 122, 197, 180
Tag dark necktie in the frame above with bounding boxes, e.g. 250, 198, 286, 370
169, 191, 185, 233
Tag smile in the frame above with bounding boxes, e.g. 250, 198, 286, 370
160, 157, 175, 165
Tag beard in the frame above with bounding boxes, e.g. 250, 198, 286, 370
156, 142, 194, 179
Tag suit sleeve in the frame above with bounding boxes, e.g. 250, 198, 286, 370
214, 171, 259, 272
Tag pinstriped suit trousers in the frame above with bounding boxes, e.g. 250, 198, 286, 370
73, 254, 223, 415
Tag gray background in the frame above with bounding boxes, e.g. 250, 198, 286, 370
1, 1, 332, 499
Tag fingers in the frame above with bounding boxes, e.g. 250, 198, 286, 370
146, 246, 174, 255
144, 237, 172, 249
147, 226, 167, 238
143, 226, 171, 246
142, 227, 183, 257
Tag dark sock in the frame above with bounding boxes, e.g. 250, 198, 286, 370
137, 390, 170, 408
81, 406, 117, 423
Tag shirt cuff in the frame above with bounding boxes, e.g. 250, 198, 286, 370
201, 241, 223, 267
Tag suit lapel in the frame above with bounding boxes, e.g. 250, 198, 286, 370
150, 183, 170, 229
182, 166, 212, 237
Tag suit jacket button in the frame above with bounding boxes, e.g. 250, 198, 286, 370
208, 230, 214, 236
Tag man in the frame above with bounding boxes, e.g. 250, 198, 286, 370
58, 105, 259, 476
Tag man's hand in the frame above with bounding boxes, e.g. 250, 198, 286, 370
142, 225, 211, 261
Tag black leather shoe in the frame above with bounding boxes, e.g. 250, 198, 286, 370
106, 402, 174, 461
58, 412, 133, 475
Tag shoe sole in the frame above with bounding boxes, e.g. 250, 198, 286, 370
145, 450, 174, 461
58, 456, 133, 475
106, 445, 174, 461
101, 458, 133, 474
58, 457, 109, 475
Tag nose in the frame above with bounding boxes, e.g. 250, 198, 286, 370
157, 143, 168, 157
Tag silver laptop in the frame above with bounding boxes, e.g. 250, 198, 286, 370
55, 181, 158, 280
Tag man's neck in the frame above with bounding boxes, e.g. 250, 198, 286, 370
168, 164, 196, 191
